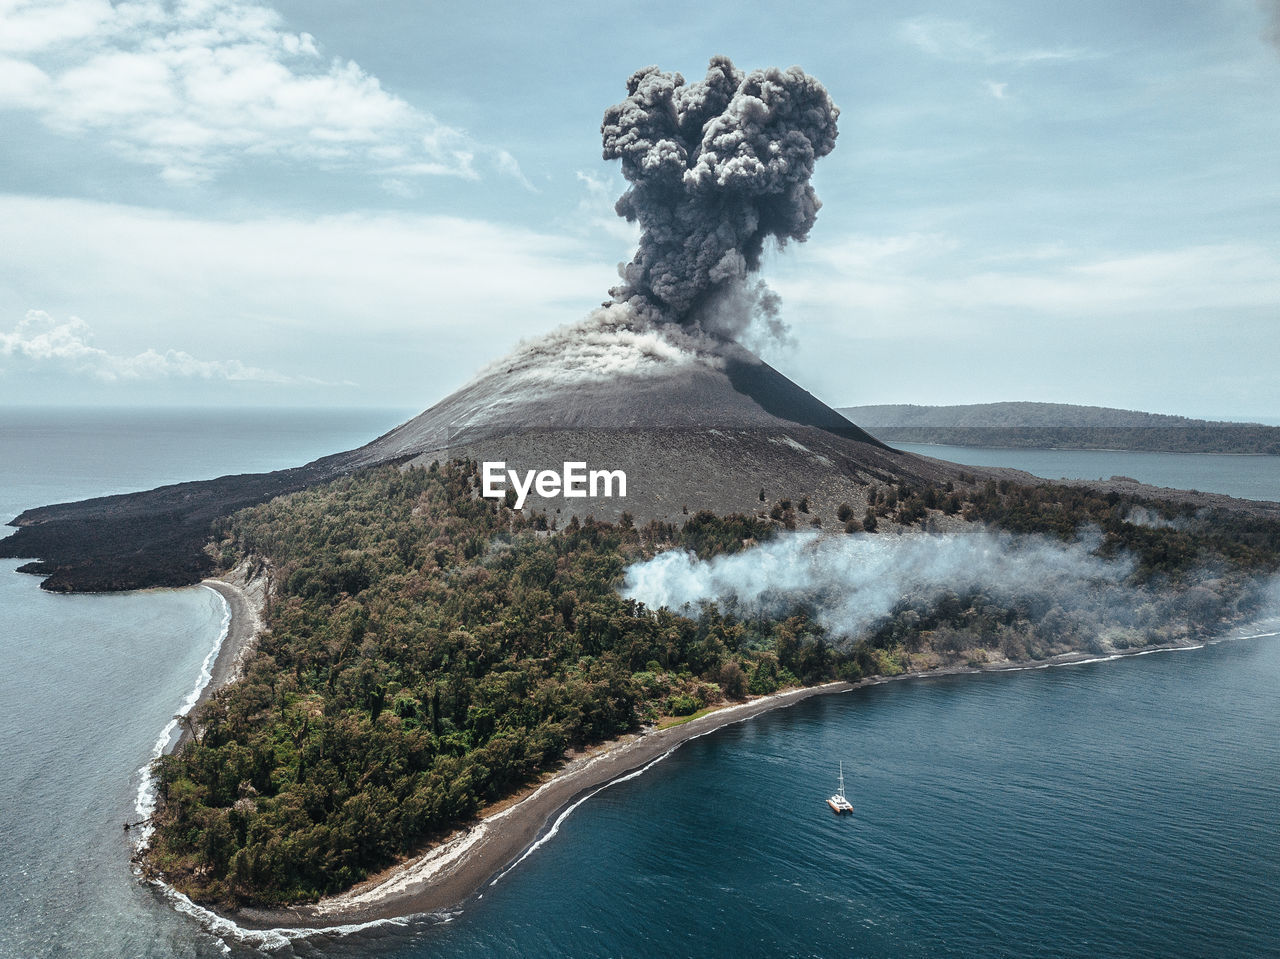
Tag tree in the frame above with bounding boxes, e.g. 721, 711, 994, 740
717, 660, 747, 699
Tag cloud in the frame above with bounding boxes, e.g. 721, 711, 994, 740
0, 0, 523, 184
985, 80, 1010, 99
953, 244, 1280, 314
571, 171, 640, 243
766, 227, 1280, 415
0, 309, 320, 383
902, 16, 1092, 66
775, 233, 1280, 334
0, 193, 630, 402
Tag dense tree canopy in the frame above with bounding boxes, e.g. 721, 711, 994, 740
148, 462, 1279, 906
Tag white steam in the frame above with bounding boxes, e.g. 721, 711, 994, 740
622, 527, 1136, 639
471, 302, 727, 391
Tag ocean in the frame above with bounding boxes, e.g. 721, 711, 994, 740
0, 409, 1277, 958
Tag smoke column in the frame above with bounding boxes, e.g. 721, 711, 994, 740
602, 56, 839, 341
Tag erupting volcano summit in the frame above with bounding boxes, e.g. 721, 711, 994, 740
0, 57, 964, 591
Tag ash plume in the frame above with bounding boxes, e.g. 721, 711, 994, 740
602, 55, 839, 342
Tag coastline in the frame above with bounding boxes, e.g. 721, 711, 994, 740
156, 570, 1280, 937
227, 679, 855, 931
170, 563, 266, 754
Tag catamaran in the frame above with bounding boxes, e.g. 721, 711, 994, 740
827, 761, 853, 814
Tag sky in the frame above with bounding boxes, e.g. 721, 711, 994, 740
1, 0, 1277, 420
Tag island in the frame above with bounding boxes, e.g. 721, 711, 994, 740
838, 402, 1280, 455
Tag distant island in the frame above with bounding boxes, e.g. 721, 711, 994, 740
838, 402, 1280, 455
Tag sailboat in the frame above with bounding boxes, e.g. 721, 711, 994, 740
827, 761, 853, 814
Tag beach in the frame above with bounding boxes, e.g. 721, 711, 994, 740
194, 580, 261, 713
162, 563, 266, 757
228, 678, 857, 929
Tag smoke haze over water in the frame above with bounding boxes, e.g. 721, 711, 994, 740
602, 56, 839, 343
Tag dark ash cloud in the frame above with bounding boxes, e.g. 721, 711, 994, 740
601, 56, 839, 342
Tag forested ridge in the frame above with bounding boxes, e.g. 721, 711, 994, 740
147, 462, 1280, 907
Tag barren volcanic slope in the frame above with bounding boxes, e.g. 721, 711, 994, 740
352, 327, 959, 523
0, 325, 962, 592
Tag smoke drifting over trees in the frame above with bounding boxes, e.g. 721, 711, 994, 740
623, 529, 1130, 639
602, 56, 839, 342
622, 528, 1280, 652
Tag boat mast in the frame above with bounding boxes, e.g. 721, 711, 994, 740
838, 761, 845, 798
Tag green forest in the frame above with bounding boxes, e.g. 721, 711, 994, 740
147, 461, 1280, 907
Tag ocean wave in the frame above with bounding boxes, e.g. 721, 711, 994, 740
133, 586, 231, 842
159, 881, 426, 953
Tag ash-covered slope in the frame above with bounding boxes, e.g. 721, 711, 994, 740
345, 311, 956, 525
354, 313, 883, 457
0, 314, 956, 591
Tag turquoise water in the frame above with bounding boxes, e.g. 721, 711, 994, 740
0, 561, 226, 958
892, 442, 1280, 502
0, 408, 408, 959
1, 410, 1277, 958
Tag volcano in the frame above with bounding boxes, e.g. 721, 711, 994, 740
348, 316, 959, 523
0, 318, 967, 591
0, 57, 971, 592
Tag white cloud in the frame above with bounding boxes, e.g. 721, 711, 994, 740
902, 16, 1092, 66
951, 244, 1280, 314
985, 80, 1010, 99
0, 193, 630, 402
773, 232, 1280, 341
774, 231, 1280, 415
0, 0, 108, 54
0, 55, 50, 103
0, 0, 522, 183
0, 310, 313, 383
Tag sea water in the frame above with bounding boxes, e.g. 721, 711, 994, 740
0, 408, 407, 959
1, 410, 1277, 958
